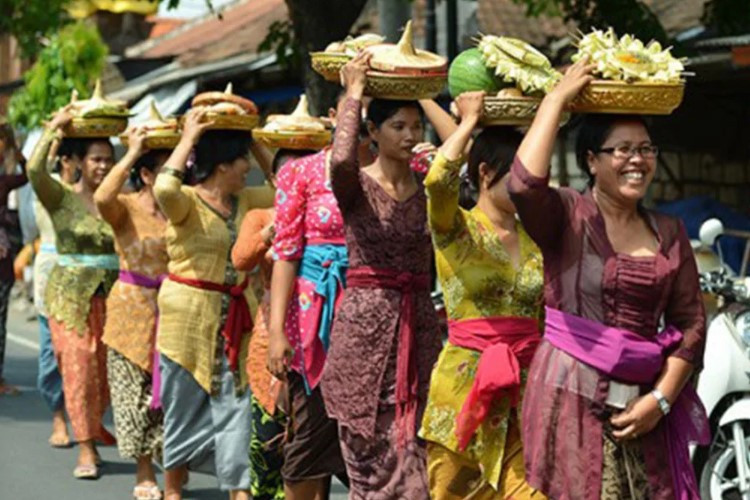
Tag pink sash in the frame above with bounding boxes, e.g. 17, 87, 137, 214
543, 307, 710, 500
448, 316, 540, 451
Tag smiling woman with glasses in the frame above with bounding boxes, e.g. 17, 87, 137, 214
596, 143, 659, 160
503, 61, 709, 500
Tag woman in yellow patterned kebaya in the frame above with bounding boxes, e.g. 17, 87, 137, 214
419, 91, 545, 499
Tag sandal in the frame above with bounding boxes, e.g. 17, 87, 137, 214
73, 464, 100, 480
133, 484, 162, 500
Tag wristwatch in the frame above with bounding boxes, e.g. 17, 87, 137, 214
651, 389, 671, 416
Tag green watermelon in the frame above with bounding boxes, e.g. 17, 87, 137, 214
448, 48, 507, 98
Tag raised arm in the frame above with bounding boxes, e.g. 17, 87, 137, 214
330, 52, 370, 213
154, 108, 212, 224
425, 91, 483, 235
507, 61, 594, 250
516, 60, 594, 178
94, 126, 147, 228
419, 99, 459, 143
27, 107, 74, 212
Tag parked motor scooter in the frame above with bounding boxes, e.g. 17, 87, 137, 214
693, 218, 750, 500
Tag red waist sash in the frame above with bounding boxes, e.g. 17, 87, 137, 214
346, 266, 431, 447
448, 316, 540, 451
168, 273, 253, 373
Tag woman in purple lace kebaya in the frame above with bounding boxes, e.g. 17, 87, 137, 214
507, 60, 709, 499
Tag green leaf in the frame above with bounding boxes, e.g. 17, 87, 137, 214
8, 22, 108, 131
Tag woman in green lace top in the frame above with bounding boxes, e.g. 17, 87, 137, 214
27, 107, 119, 480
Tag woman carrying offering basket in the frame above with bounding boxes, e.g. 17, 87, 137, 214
153, 90, 274, 499
419, 90, 546, 499
510, 59, 709, 499
93, 102, 180, 500
321, 33, 444, 495
27, 87, 125, 479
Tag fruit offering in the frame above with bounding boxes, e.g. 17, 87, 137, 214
477, 35, 562, 95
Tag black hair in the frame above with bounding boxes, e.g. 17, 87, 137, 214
193, 130, 252, 183
459, 127, 523, 209
575, 114, 652, 187
55, 137, 113, 173
366, 99, 423, 130
130, 149, 171, 191
272, 148, 317, 175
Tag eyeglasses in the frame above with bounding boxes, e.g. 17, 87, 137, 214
596, 144, 659, 160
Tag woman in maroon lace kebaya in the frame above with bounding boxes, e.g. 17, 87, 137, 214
321, 53, 442, 499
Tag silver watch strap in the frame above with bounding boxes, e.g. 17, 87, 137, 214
651, 389, 671, 416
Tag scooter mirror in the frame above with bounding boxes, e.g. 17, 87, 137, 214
700, 218, 725, 247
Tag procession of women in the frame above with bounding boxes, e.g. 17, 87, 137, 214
0, 19, 710, 500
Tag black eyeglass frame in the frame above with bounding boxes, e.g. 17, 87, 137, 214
595, 145, 660, 159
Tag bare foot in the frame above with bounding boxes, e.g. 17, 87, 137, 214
49, 410, 71, 448
77, 440, 98, 467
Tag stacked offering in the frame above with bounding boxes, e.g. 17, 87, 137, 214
360, 21, 448, 99
449, 36, 561, 125
252, 95, 332, 150
189, 83, 260, 130
311, 34, 386, 82
65, 80, 130, 137
120, 100, 181, 150
569, 28, 686, 114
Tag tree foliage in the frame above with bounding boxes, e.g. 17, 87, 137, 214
0, 0, 72, 58
511, 0, 668, 44
512, 0, 750, 43
8, 23, 108, 131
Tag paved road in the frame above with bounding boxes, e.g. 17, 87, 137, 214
0, 304, 348, 499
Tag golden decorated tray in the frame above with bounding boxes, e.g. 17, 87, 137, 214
252, 129, 332, 150
570, 80, 685, 115
181, 113, 260, 131
64, 117, 128, 138
120, 134, 181, 150
481, 95, 542, 126
311, 52, 351, 82
365, 70, 447, 100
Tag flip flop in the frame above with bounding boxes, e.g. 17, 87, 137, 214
133, 484, 162, 500
73, 464, 100, 480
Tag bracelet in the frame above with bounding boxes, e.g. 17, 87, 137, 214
651, 389, 671, 416
161, 167, 185, 181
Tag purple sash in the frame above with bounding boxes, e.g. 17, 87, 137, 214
544, 306, 710, 500
118, 270, 166, 410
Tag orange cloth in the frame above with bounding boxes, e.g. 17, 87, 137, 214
13, 243, 33, 280
232, 208, 280, 414
50, 296, 110, 442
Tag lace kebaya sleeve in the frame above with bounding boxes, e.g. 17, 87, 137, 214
27, 130, 65, 212
330, 97, 364, 214
424, 152, 464, 237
